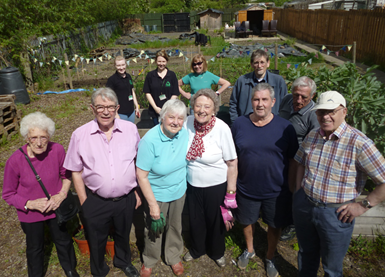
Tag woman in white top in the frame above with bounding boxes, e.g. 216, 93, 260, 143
182, 88, 238, 267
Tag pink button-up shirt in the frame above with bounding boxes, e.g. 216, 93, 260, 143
64, 118, 140, 198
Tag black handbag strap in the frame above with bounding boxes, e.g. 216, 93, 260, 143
19, 147, 51, 200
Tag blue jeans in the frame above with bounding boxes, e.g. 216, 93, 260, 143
152, 117, 159, 126
119, 111, 135, 123
293, 188, 354, 277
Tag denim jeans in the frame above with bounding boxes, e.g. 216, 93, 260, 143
293, 188, 354, 277
119, 111, 135, 123
152, 116, 159, 126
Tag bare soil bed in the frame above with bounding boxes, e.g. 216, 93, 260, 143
0, 33, 384, 277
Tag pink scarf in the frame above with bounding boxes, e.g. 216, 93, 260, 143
186, 116, 216, 161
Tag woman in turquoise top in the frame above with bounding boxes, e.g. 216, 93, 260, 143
136, 99, 188, 277
178, 54, 230, 102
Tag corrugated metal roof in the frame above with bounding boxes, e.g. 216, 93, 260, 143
197, 8, 224, 15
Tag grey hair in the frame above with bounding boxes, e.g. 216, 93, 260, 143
291, 76, 316, 95
251, 83, 275, 100
160, 99, 187, 122
250, 49, 269, 64
190, 89, 220, 114
20, 112, 55, 139
92, 87, 118, 106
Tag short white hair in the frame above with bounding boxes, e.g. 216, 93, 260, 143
92, 87, 118, 106
20, 112, 55, 139
292, 76, 316, 95
160, 99, 187, 122
252, 83, 275, 100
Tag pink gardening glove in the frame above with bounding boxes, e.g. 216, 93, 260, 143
224, 192, 237, 209
220, 205, 234, 231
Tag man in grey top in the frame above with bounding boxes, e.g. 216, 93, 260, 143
279, 76, 319, 145
278, 76, 319, 241
229, 49, 288, 123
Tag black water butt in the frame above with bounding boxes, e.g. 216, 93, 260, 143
0, 67, 30, 104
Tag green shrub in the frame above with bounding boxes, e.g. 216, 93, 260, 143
283, 63, 385, 191
348, 234, 385, 261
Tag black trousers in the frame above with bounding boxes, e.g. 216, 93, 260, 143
20, 218, 77, 277
82, 189, 136, 277
187, 182, 227, 260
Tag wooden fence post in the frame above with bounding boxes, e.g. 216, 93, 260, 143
220, 57, 223, 77
353, 41, 356, 64
64, 53, 73, 89
62, 68, 66, 90
275, 43, 278, 70
183, 55, 186, 73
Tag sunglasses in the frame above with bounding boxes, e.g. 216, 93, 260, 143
192, 61, 203, 67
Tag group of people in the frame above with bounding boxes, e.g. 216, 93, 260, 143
2, 48, 384, 278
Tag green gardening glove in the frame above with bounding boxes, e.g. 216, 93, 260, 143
150, 212, 166, 238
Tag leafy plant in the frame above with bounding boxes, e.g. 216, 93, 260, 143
283, 62, 385, 191
292, 243, 299, 251
348, 234, 385, 261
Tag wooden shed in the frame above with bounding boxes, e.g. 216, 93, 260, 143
235, 5, 273, 22
235, 5, 274, 35
197, 8, 224, 30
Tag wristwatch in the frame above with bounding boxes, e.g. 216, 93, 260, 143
24, 205, 28, 211
361, 199, 373, 209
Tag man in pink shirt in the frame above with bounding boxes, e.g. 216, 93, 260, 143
64, 87, 141, 277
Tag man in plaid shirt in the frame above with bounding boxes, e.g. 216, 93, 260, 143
293, 91, 385, 277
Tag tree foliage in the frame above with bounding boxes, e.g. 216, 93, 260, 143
149, 0, 248, 12
0, 0, 149, 61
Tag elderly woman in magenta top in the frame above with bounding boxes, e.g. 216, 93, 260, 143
182, 89, 238, 267
2, 112, 78, 277
178, 54, 230, 109
143, 50, 179, 126
136, 99, 188, 277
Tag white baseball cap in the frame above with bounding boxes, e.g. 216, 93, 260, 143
311, 91, 346, 111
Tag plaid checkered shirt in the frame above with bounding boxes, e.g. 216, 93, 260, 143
294, 121, 385, 203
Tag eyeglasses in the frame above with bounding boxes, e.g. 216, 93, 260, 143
315, 107, 345, 117
192, 61, 203, 67
28, 136, 49, 144
93, 105, 117, 113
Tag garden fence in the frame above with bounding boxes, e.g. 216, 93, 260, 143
272, 8, 385, 66
27, 20, 120, 63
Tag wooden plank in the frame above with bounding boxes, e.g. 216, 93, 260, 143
0, 102, 14, 117
0, 94, 16, 102
355, 217, 384, 225
353, 223, 384, 236
239, 10, 247, 22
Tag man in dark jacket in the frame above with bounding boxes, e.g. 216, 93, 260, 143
278, 76, 319, 241
229, 49, 288, 123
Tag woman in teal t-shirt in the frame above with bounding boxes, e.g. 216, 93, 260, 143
178, 54, 230, 102
136, 99, 188, 277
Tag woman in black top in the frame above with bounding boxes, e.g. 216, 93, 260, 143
143, 50, 180, 126
106, 56, 140, 123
